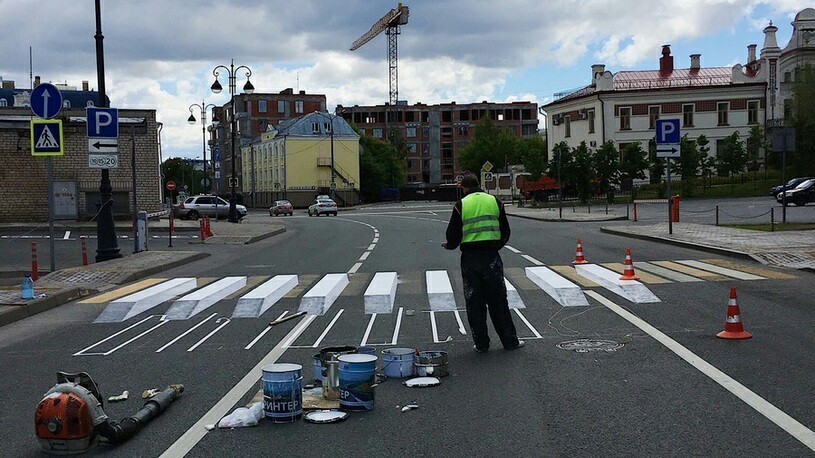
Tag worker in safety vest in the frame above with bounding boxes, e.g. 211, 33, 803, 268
443, 175, 523, 353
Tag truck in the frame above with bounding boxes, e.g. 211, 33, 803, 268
518, 175, 562, 201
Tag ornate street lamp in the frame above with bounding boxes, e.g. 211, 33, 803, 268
187, 101, 216, 194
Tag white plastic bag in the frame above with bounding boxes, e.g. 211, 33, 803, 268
218, 402, 264, 428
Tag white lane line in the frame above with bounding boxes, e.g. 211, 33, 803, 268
63, 230, 71, 240
162, 314, 317, 458
312, 309, 345, 348
505, 245, 522, 254
348, 263, 363, 274
244, 312, 288, 350
585, 290, 815, 452
391, 307, 404, 345
513, 309, 542, 339
186, 318, 230, 352
104, 319, 169, 356
372, 237, 379, 243
156, 313, 218, 353
522, 254, 544, 265
453, 310, 467, 335
430, 311, 441, 343
73, 315, 158, 356
360, 313, 377, 346
359, 251, 371, 261
367, 244, 376, 251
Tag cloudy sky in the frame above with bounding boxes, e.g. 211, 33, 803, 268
0, 0, 809, 158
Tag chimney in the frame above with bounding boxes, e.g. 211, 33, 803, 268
747, 44, 757, 62
591, 64, 606, 83
280, 88, 293, 95
34, 75, 41, 87
659, 45, 674, 76
82, 80, 89, 91
299, 90, 306, 95
689, 54, 701, 70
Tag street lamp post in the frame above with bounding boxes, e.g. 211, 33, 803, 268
211, 60, 254, 223
188, 101, 216, 194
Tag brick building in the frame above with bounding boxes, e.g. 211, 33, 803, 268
0, 79, 161, 222
335, 101, 539, 184
210, 88, 327, 195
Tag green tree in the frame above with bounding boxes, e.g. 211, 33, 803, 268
572, 141, 595, 203
516, 136, 547, 179
676, 134, 702, 197
593, 141, 620, 199
357, 131, 406, 201
746, 124, 768, 172
620, 142, 648, 192
648, 139, 665, 185
548, 141, 575, 188
458, 115, 519, 173
717, 132, 747, 176
788, 65, 815, 175
162, 157, 201, 197
697, 135, 715, 190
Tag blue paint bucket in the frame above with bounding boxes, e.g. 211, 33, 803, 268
338, 354, 377, 411
261, 363, 303, 423
357, 346, 377, 356
312, 354, 323, 383
381, 347, 415, 378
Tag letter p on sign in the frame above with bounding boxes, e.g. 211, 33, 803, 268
86, 107, 119, 138
655, 119, 680, 144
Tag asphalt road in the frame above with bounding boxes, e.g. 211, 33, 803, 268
1, 201, 813, 457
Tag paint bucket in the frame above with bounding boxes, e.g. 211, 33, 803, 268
312, 354, 324, 383
381, 347, 416, 378
357, 346, 377, 356
261, 363, 303, 423
320, 346, 357, 400
338, 354, 377, 411
415, 351, 449, 377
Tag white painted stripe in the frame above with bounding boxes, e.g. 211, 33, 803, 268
372, 237, 379, 243
364, 272, 398, 314
186, 318, 230, 352
103, 319, 169, 355
635, 262, 703, 283
514, 309, 542, 339
63, 230, 71, 240
391, 307, 404, 345
313, 309, 345, 348
73, 315, 158, 356
505, 278, 526, 309
575, 264, 660, 304
282, 314, 317, 348
298, 273, 350, 315
585, 290, 815, 452
155, 313, 217, 353
430, 311, 441, 344
454, 310, 467, 335
526, 266, 589, 307
367, 243, 376, 251
162, 314, 317, 458
426, 270, 456, 311
244, 311, 288, 350
359, 251, 370, 261
166, 276, 247, 320
522, 254, 544, 265
348, 263, 363, 274
676, 260, 765, 281
505, 245, 522, 254
360, 313, 377, 346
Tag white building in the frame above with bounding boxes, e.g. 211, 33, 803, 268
543, 8, 815, 159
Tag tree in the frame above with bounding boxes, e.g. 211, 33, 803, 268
746, 124, 768, 172
548, 141, 575, 188
716, 132, 747, 176
788, 65, 815, 175
458, 115, 519, 173
162, 157, 202, 197
697, 135, 715, 189
620, 142, 648, 191
516, 136, 547, 179
572, 141, 594, 203
648, 139, 665, 185
676, 134, 702, 197
358, 131, 406, 202
592, 141, 620, 199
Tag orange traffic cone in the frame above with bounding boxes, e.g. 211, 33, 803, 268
572, 238, 588, 264
716, 287, 752, 340
619, 248, 639, 280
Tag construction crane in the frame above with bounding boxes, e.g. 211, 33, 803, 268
350, 3, 409, 107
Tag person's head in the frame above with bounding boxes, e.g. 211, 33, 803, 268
460, 175, 479, 193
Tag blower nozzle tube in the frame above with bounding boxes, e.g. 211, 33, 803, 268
97, 385, 184, 443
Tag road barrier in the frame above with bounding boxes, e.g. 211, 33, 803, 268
81, 236, 88, 266
31, 242, 38, 281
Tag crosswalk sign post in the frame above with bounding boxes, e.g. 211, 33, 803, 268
30, 119, 64, 156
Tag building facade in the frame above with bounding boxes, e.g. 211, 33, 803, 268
241, 112, 360, 208
210, 88, 327, 196
0, 78, 161, 222
543, 9, 815, 162
335, 101, 539, 184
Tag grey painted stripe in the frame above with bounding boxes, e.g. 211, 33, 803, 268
462, 226, 501, 236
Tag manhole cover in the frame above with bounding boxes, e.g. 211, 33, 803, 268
557, 339, 624, 353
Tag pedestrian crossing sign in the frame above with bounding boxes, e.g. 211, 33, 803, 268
30, 118, 64, 156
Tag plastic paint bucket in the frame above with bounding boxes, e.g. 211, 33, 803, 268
312, 354, 324, 383
381, 347, 416, 378
320, 346, 357, 400
357, 346, 377, 356
261, 363, 303, 423
338, 354, 377, 411
415, 350, 449, 377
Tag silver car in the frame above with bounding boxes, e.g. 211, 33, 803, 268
308, 199, 338, 217
176, 195, 247, 220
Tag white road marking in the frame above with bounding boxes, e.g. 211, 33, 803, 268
522, 254, 544, 265
585, 290, 815, 452
360, 313, 377, 346
391, 307, 404, 345
73, 315, 159, 356
367, 243, 376, 251
514, 309, 542, 339
155, 313, 218, 353
426, 270, 456, 311
364, 272, 398, 314
104, 319, 169, 356
312, 309, 345, 348
348, 263, 363, 274
454, 310, 467, 335
676, 260, 765, 281
63, 230, 71, 240
186, 318, 230, 352
526, 266, 589, 307
430, 311, 441, 343
298, 273, 349, 315
244, 311, 288, 350
359, 251, 370, 261
575, 264, 660, 304
505, 245, 522, 254
372, 237, 379, 243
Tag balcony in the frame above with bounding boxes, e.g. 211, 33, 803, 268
317, 157, 331, 167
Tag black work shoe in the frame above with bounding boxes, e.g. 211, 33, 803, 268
473, 345, 489, 353
505, 340, 525, 351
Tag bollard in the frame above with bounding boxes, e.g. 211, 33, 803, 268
715, 205, 719, 226
633, 202, 638, 222
626, 202, 630, 220
199, 218, 205, 241
31, 242, 38, 281
81, 236, 88, 266
168, 211, 174, 248
770, 207, 774, 232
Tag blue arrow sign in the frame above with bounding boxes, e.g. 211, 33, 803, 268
655, 119, 680, 144
30, 83, 63, 119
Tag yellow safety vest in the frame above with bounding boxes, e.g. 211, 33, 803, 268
461, 192, 501, 244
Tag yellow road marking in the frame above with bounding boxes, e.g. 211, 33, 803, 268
550, 265, 600, 287
651, 261, 726, 281
602, 263, 672, 284
285, 274, 320, 298
78, 278, 166, 304
701, 259, 797, 280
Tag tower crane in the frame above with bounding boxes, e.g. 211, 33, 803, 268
350, 3, 409, 107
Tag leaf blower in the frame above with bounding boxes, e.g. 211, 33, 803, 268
34, 371, 184, 455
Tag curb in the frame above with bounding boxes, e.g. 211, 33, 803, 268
115, 252, 210, 284
599, 226, 755, 260
201, 227, 286, 245
246, 227, 286, 244
509, 213, 628, 223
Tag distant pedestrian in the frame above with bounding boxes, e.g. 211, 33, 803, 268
442, 175, 523, 353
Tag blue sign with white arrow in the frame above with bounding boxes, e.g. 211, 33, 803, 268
30, 83, 63, 119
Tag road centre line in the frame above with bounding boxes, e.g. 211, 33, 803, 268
312, 309, 345, 348
522, 254, 545, 265
513, 309, 542, 339
505, 245, 522, 254
156, 313, 217, 353
162, 314, 317, 458
359, 251, 371, 261
187, 318, 230, 352
584, 290, 815, 452
391, 307, 404, 345
348, 263, 363, 274
245, 311, 288, 350
367, 244, 376, 251
73, 315, 158, 356
360, 313, 377, 346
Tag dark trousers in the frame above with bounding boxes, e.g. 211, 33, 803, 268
460, 250, 519, 350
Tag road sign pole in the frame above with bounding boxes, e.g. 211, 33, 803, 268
667, 158, 672, 235
131, 129, 139, 254
46, 157, 56, 272
782, 137, 787, 223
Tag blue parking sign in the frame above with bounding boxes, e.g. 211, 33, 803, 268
655, 119, 680, 144
87, 107, 119, 138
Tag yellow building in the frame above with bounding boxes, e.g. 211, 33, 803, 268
242, 112, 361, 208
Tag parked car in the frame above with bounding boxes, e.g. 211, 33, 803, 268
308, 199, 338, 217
777, 178, 815, 206
770, 177, 813, 197
316, 194, 331, 200
176, 195, 247, 220
270, 200, 294, 216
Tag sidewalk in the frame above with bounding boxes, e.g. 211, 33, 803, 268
506, 204, 628, 222
601, 222, 815, 271
0, 250, 209, 327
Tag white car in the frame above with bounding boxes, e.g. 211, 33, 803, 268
308, 199, 338, 217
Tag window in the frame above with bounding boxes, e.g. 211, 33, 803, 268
422, 143, 430, 155
717, 102, 729, 126
682, 104, 694, 127
748, 100, 759, 124
295, 101, 304, 113
422, 127, 429, 138
365, 115, 376, 124
312, 122, 320, 134
407, 143, 417, 154
619, 107, 631, 130
648, 106, 660, 129
784, 99, 792, 118
0, 99, 6, 106
458, 126, 469, 136
441, 126, 453, 137
442, 111, 452, 122
373, 128, 383, 139
460, 110, 470, 121
406, 127, 416, 138
784, 71, 792, 83
62, 100, 71, 108
564, 116, 571, 137
278, 100, 285, 113
258, 100, 268, 113
587, 109, 595, 133
359, 128, 366, 135
323, 122, 332, 133
497, 113, 504, 121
